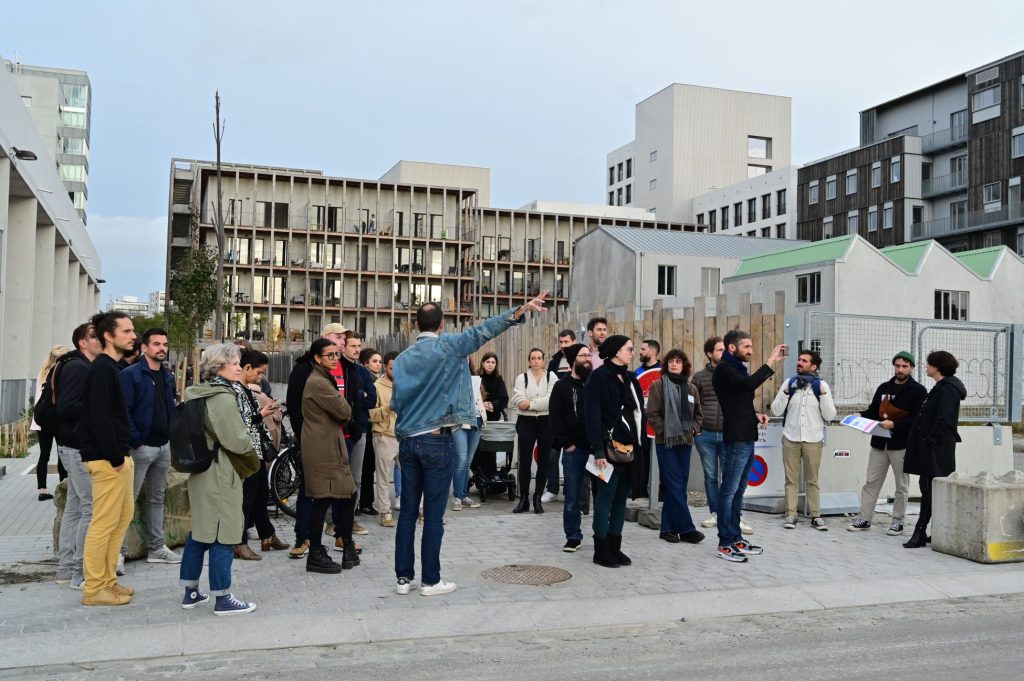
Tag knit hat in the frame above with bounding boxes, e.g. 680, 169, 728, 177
563, 343, 587, 366
598, 334, 630, 360
892, 351, 916, 366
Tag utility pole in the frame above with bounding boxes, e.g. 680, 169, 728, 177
212, 91, 226, 340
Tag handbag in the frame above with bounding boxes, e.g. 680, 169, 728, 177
604, 432, 635, 464
879, 396, 909, 422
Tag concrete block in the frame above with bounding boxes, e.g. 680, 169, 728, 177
637, 508, 661, 529
52, 478, 67, 555
932, 470, 1024, 564
124, 471, 191, 559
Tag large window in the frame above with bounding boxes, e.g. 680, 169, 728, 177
890, 157, 902, 183
777, 188, 787, 215
951, 200, 968, 229
846, 169, 857, 195
984, 182, 1002, 211
847, 212, 859, 233
871, 162, 881, 188
761, 194, 771, 220
823, 216, 833, 238
883, 202, 894, 229
747, 198, 756, 223
626, 158, 632, 178
61, 137, 87, 155
1012, 128, 1024, 159
808, 181, 819, 205
868, 206, 878, 232
973, 85, 1001, 110
826, 175, 837, 200
797, 272, 821, 304
721, 205, 730, 230
59, 164, 86, 182
63, 84, 88, 108
708, 210, 717, 233
60, 110, 86, 128
747, 136, 772, 159
734, 202, 743, 227
748, 164, 770, 178
657, 265, 676, 296
625, 184, 632, 204
935, 290, 969, 321
608, 167, 614, 186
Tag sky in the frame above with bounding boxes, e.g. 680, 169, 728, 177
5, 0, 1024, 303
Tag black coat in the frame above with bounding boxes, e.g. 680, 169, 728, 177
903, 376, 966, 478
584, 363, 646, 456
860, 377, 928, 450
549, 376, 588, 451
286, 357, 314, 446
480, 373, 509, 422
712, 358, 775, 443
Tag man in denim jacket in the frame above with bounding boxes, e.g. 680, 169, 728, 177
391, 292, 548, 596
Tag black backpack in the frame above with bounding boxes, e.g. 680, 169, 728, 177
33, 355, 75, 432
170, 399, 219, 474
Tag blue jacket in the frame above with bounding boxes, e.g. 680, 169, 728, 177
353, 362, 378, 438
392, 309, 523, 439
120, 360, 175, 448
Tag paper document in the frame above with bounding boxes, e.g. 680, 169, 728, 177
586, 454, 614, 483
840, 414, 892, 438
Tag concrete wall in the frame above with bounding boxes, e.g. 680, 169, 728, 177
379, 160, 491, 207
867, 80, 968, 143
570, 230, 635, 314
605, 141, 636, 208
692, 166, 798, 239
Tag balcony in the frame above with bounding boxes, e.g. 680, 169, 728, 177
922, 170, 968, 198
920, 124, 968, 154
912, 202, 1024, 239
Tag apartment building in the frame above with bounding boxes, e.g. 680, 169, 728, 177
798, 50, 1024, 253
167, 160, 694, 346
691, 166, 798, 240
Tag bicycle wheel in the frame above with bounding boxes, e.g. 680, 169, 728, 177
269, 448, 301, 518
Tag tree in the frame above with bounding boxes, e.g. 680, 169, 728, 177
212, 91, 227, 340
167, 210, 219, 358
129, 313, 167, 335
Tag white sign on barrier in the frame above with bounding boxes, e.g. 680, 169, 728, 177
744, 423, 786, 498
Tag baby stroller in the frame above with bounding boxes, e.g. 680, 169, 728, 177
471, 420, 517, 502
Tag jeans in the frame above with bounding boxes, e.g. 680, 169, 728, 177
452, 421, 482, 500
561, 447, 590, 541
179, 535, 234, 596
83, 458, 134, 596
717, 441, 755, 547
349, 436, 366, 507
515, 415, 552, 498
120, 444, 171, 554
693, 430, 724, 514
546, 448, 561, 494
657, 444, 697, 535
56, 445, 93, 582
395, 433, 453, 586
593, 464, 631, 538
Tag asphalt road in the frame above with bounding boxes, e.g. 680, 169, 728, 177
5, 593, 1022, 680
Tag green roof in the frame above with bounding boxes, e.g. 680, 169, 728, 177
956, 246, 1005, 278
880, 241, 932, 273
732, 234, 857, 277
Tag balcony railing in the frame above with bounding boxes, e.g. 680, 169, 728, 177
912, 202, 1024, 239
920, 124, 968, 154
922, 170, 968, 198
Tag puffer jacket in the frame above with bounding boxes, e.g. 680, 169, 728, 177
690, 363, 723, 432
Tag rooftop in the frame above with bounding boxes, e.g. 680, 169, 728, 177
955, 245, 1009, 278
586, 225, 805, 258
731, 234, 857, 277
879, 241, 933, 274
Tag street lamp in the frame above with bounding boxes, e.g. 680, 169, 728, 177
11, 147, 38, 161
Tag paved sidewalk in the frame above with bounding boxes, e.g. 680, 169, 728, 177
1, 454, 1022, 670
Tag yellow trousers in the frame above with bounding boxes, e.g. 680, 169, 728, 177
83, 457, 134, 596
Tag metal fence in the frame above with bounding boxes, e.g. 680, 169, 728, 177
0, 379, 28, 426
807, 312, 1022, 422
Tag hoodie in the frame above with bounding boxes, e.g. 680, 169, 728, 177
903, 376, 966, 478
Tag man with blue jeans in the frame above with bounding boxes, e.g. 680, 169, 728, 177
712, 330, 784, 563
392, 292, 547, 596
547, 343, 592, 552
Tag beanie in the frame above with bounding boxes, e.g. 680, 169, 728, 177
598, 334, 630, 360
892, 351, 916, 367
563, 343, 587, 366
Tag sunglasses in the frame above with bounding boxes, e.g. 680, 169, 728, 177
320, 352, 341, 359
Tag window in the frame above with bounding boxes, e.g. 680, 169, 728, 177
617, 187, 623, 206
871, 162, 881, 188
20, 95, 31, 107
625, 184, 632, 204
748, 164, 770, 178
617, 163, 623, 182
747, 198, 756, 223
60, 164, 86, 182
626, 159, 632, 178
776, 223, 786, 239
761, 227, 771, 238
608, 191, 614, 206
761, 194, 771, 220
984, 182, 1002, 211
975, 66, 999, 88
972, 85, 1001, 123
708, 210, 717, 233
1012, 128, 1024, 158
71, 191, 85, 209
721, 205, 730, 230
934, 290, 969, 320
983, 231, 1003, 248
826, 175, 837, 200
734, 202, 743, 227
846, 169, 857, 194
60, 110, 86, 128
868, 206, 878, 232
808, 181, 819, 204
848, 212, 859, 233
61, 137, 86, 155
1017, 229, 1024, 257
608, 167, 615, 186
883, 202, 894, 229
63, 84, 88, 108
748, 136, 772, 159
650, 150, 657, 162
823, 216, 833, 238
891, 157, 902, 183
696, 213, 705, 226
657, 265, 676, 296
700, 267, 720, 297
482, 236, 495, 260
951, 109, 968, 140
797, 272, 821, 304
951, 200, 968, 229
649, 179, 657, 190
777, 188, 787, 215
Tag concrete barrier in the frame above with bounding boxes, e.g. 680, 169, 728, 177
932, 470, 1024, 564
124, 471, 191, 559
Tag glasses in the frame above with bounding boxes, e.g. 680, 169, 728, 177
623, 347, 635, 353
320, 352, 341, 359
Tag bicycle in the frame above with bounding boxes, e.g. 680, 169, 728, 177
268, 410, 301, 518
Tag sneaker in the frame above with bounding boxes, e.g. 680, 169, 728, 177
289, 539, 310, 559
213, 593, 256, 616
716, 545, 748, 563
460, 496, 480, 508
887, 523, 905, 536
110, 582, 134, 597
393, 498, 401, 511
739, 518, 753, 534
563, 538, 582, 552
783, 515, 797, 529
358, 506, 378, 516
181, 587, 210, 609
540, 490, 556, 503
678, 530, 706, 544
70, 578, 84, 591
352, 522, 369, 536
847, 519, 872, 532
452, 498, 463, 512
421, 579, 457, 596
811, 517, 829, 531
334, 537, 363, 553
55, 577, 71, 586
116, 555, 125, 576
147, 545, 182, 564
82, 588, 131, 606
396, 577, 419, 595
733, 540, 763, 556
701, 513, 718, 529
380, 512, 396, 527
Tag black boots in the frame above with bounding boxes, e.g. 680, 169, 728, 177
608, 534, 631, 566
306, 545, 342, 574
513, 495, 530, 513
533, 492, 544, 514
341, 541, 360, 569
903, 524, 928, 549
592, 536, 619, 568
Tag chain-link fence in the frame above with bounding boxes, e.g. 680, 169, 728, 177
807, 312, 1019, 422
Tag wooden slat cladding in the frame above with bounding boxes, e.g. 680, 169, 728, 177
967, 54, 1024, 213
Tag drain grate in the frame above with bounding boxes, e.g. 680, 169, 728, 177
481, 564, 572, 586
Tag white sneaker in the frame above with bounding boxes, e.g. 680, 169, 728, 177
452, 498, 463, 511
540, 491, 556, 503
701, 513, 717, 528
460, 496, 480, 509
396, 577, 418, 595
740, 519, 753, 534
70, 578, 84, 591
116, 555, 125, 576
393, 497, 401, 511
421, 579, 457, 596
147, 545, 182, 564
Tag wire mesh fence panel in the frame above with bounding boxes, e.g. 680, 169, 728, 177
808, 312, 1014, 422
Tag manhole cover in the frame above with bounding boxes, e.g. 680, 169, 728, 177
481, 564, 572, 586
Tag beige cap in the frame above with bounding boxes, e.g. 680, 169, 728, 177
320, 322, 349, 336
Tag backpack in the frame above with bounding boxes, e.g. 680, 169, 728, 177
170, 399, 219, 474
33, 355, 76, 432
782, 376, 822, 419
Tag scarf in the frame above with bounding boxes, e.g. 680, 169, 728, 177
721, 350, 749, 376
214, 377, 272, 461
207, 377, 263, 478
790, 370, 821, 395
662, 373, 693, 447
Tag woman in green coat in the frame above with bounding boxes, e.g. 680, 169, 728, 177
179, 343, 261, 616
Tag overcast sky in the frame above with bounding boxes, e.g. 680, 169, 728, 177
6, 1, 1024, 303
